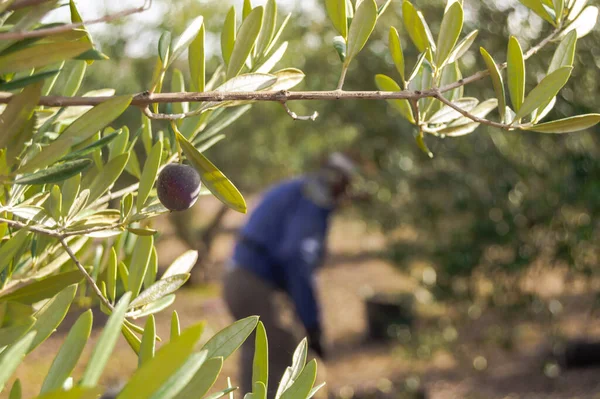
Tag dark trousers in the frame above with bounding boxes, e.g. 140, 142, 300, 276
223, 266, 300, 398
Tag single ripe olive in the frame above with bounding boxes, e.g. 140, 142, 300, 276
157, 163, 201, 211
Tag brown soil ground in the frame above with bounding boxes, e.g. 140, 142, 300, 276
4, 197, 600, 399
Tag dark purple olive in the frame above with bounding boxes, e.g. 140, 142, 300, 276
157, 163, 201, 211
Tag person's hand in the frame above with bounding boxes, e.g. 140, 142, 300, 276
307, 327, 326, 359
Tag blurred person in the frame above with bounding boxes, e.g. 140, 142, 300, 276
222, 152, 358, 397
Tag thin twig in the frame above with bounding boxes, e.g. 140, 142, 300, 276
0, 1, 151, 41
433, 92, 510, 130
280, 102, 319, 121
59, 237, 115, 311
0, 217, 60, 237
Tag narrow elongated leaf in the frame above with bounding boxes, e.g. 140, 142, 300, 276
513, 66, 572, 122
567, 0, 587, 21
436, 1, 463, 66
162, 250, 198, 280
0, 331, 36, 391
0, 39, 91, 74
126, 294, 176, 319
308, 383, 327, 399
137, 141, 163, 210
0, 317, 36, 347
428, 97, 479, 124
554, 0, 565, 21
144, 246, 158, 289
149, 351, 208, 399
29, 285, 77, 352
116, 322, 206, 399
480, 47, 506, 122
40, 310, 93, 394
256, 0, 277, 56
276, 339, 308, 399
269, 68, 305, 91
388, 27, 405, 83
507, 36, 525, 113
548, 30, 577, 73
171, 16, 204, 66
61, 174, 81, 219
265, 12, 291, 55
252, 322, 268, 393
438, 122, 480, 137
0, 70, 60, 92
201, 316, 258, 360
158, 31, 171, 65
9, 379, 21, 399
256, 41, 288, 73
345, 0, 377, 63
81, 293, 131, 387
107, 248, 117, 302
519, 0, 557, 24
221, 7, 236, 66
128, 235, 154, 298
171, 69, 188, 116
176, 131, 246, 213
0, 270, 83, 304
189, 22, 205, 92
374, 74, 414, 124
447, 30, 478, 63
449, 99, 498, 126
171, 310, 181, 341
129, 274, 189, 309
15, 159, 92, 185
227, 6, 264, 78
0, 82, 41, 149
194, 106, 252, 145
173, 357, 224, 399
121, 323, 141, 354
280, 360, 317, 399
34, 387, 103, 399
523, 113, 600, 133
533, 96, 556, 123
139, 315, 156, 367
61, 130, 120, 163
402, 1, 436, 53
88, 152, 129, 203
63, 61, 87, 97
0, 229, 29, 274
243, 0, 252, 19
21, 96, 132, 173
325, 0, 347, 38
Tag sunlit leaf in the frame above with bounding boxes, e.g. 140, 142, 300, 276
125, 294, 176, 319
325, 0, 347, 38
280, 360, 317, 399
388, 27, 405, 83
428, 97, 479, 124
548, 30, 577, 73
176, 130, 246, 213
0, 331, 36, 392
189, 22, 205, 92
137, 141, 163, 211
227, 6, 264, 78
402, 0, 436, 53
28, 284, 77, 352
116, 322, 205, 399
171, 16, 204, 66
0, 82, 41, 150
256, 0, 277, 57
88, 152, 129, 203
0, 70, 60, 92
447, 29, 478, 64
561, 5, 598, 38
252, 322, 268, 394
256, 41, 288, 73
518, 0, 557, 25
173, 357, 224, 399
162, 250, 198, 280
513, 66, 572, 122
129, 274, 189, 309
345, 0, 377, 64
221, 7, 237, 67
15, 159, 92, 185
374, 74, 414, 124
20, 96, 132, 173
81, 292, 131, 387
522, 113, 600, 133
0, 270, 82, 304
480, 47, 506, 122
507, 36, 525, 113
201, 316, 258, 360
40, 310, 92, 394
436, 1, 463, 66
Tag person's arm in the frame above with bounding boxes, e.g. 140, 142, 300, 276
275, 206, 327, 356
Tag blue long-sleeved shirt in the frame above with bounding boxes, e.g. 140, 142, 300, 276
231, 177, 333, 332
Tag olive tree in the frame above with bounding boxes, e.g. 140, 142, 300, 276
0, 0, 597, 397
